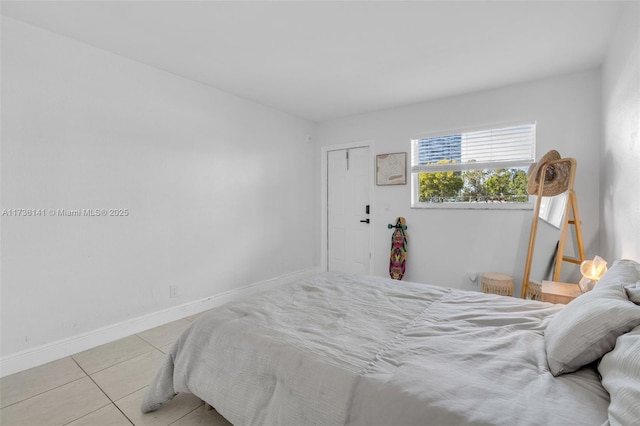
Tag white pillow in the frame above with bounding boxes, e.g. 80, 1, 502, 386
624, 281, 640, 304
595, 259, 640, 289
598, 324, 640, 426
544, 260, 640, 376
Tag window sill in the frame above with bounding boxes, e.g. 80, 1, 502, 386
411, 202, 533, 210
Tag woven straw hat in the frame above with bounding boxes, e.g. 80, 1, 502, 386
526, 150, 571, 196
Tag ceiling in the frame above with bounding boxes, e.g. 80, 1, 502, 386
1, 1, 626, 123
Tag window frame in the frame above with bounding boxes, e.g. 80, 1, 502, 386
410, 122, 536, 210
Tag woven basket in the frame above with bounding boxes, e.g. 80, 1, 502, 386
526, 281, 542, 301
481, 273, 514, 296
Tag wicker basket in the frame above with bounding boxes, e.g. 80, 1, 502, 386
481, 273, 514, 296
526, 281, 542, 301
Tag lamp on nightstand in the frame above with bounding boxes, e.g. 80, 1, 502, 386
578, 256, 607, 292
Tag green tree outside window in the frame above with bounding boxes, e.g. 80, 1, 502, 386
419, 163, 528, 203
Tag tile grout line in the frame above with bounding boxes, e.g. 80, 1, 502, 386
167, 404, 206, 426
0, 373, 87, 411
71, 341, 157, 376
2, 322, 187, 425
66, 357, 135, 426
134, 333, 167, 353
66, 333, 176, 424
134, 319, 192, 351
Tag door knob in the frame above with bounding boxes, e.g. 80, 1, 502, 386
360, 219, 370, 224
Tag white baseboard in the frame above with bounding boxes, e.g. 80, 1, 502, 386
0, 267, 319, 378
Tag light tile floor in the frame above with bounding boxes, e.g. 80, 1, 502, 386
0, 314, 232, 426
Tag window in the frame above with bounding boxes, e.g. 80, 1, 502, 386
411, 123, 536, 208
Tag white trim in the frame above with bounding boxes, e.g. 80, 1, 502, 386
411, 159, 532, 173
411, 201, 534, 210
0, 267, 318, 378
320, 141, 375, 274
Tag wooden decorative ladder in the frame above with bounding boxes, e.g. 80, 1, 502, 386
521, 157, 585, 298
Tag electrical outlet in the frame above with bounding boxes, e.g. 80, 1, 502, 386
169, 285, 178, 298
466, 272, 478, 285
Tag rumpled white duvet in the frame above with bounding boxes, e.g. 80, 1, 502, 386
142, 272, 610, 425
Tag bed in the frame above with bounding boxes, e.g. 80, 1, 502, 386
141, 260, 640, 425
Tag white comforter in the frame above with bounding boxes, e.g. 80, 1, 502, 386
142, 272, 610, 425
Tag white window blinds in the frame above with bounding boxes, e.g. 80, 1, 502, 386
411, 124, 536, 173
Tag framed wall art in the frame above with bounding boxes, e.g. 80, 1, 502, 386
376, 152, 406, 185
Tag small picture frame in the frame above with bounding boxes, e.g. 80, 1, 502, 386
376, 153, 407, 185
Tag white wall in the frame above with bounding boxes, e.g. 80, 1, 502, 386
1, 17, 318, 361
601, 2, 640, 262
318, 70, 602, 294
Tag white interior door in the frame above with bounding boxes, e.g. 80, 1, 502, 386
327, 147, 371, 274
